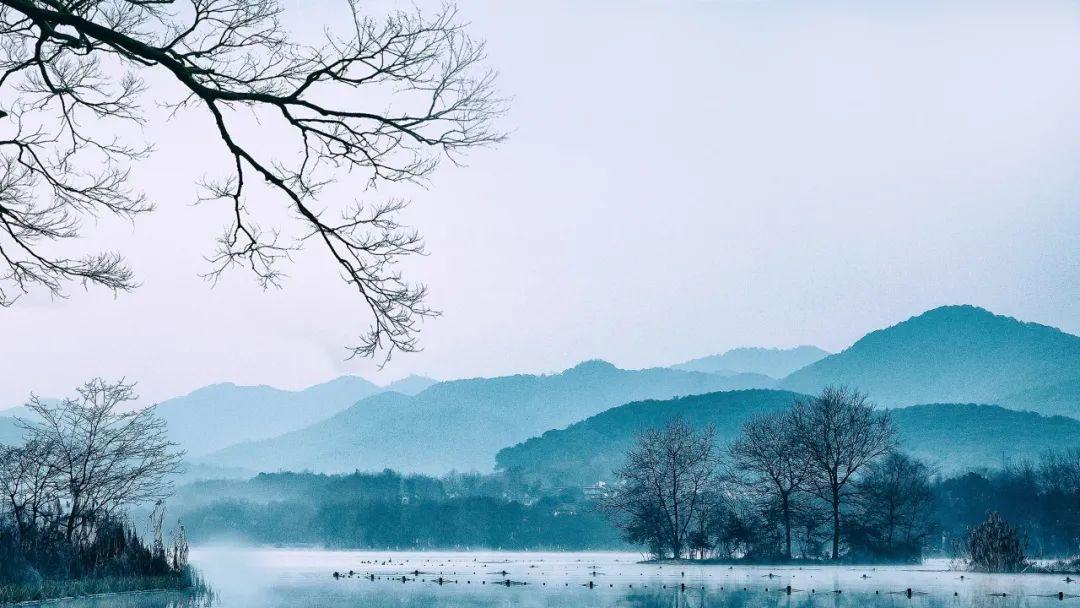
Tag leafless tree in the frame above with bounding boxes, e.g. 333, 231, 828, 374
851, 451, 937, 557
0, 0, 505, 360
790, 386, 895, 560
729, 409, 813, 560
0, 438, 57, 550
18, 378, 184, 543
1037, 447, 1080, 495
600, 418, 721, 560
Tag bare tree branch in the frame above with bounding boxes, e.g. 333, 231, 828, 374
17, 378, 185, 544
0, 0, 505, 360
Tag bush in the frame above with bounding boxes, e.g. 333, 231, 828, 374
0, 517, 188, 586
961, 512, 1028, 572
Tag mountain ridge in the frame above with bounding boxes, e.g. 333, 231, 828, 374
778, 305, 1080, 411
672, 346, 830, 378
495, 389, 1080, 485
200, 361, 778, 474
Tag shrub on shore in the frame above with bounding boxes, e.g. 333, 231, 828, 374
958, 512, 1029, 573
0, 517, 199, 602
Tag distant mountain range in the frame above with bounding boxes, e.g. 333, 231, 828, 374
200, 360, 777, 474
779, 305, 1080, 414
0, 375, 438, 458
160, 305, 1080, 475
496, 389, 1080, 486
157, 377, 367, 457
0, 415, 21, 446
158, 374, 437, 457
672, 346, 830, 378
383, 374, 439, 396
7, 304, 1080, 481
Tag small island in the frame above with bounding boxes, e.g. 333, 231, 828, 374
596, 386, 1077, 574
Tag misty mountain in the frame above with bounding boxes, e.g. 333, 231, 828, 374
201, 360, 777, 474
779, 305, 1080, 412
0, 405, 32, 418
0, 402, 52, 446
0, 416, 21, 446
0, 377, 425, 458
157, 375, 384, 457
497, 390, 801, 487
890, 403, 1080, 473
383, 374, 438, 396
996, 378, 1080, 419
672, 346, 829, 378
495, 390, 1080, 486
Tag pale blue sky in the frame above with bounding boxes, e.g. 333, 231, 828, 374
2, 0, 1079, 405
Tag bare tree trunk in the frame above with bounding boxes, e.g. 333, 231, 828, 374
65, 497, 79, 544
887, 504, 896, 547
782, 492, 793, 560
831, 487, 841, 560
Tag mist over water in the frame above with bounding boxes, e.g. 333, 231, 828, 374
55, 548, 1077, 608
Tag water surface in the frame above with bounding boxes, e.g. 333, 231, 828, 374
55, 548, 1080, 607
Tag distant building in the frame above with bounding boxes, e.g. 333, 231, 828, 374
582, 480, 609, 501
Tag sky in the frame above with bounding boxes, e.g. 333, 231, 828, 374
3, 0, 1080, 406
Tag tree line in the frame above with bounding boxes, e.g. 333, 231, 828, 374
174, 469, 620, 550
937, 450, 1080, 559
0, 379, 189, 589
599, 386, 1022, 564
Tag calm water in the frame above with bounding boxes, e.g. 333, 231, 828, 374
50, 548, 1080, 607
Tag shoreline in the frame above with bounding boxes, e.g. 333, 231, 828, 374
3, 587, 193, 607
0, 571, 205, 606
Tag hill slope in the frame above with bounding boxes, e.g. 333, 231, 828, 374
996, 378, 1080, 419
496, 391, 1080, 485
672, 346, 829, 378
201, 361, 776, 474
890, 403, 1080, 473
779, 305, 1080, 410
0, 415, 21, 446
157, 375, 383, 457
383, 375, 439, 396
497, 389, 802, 487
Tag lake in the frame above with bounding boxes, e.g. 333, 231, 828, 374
51, 548, 1078, 607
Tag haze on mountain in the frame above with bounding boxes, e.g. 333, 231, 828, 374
672, 346, 829, 378
496, 390, 1080, 487
997, 378, 1080, 419
0, 400, 60, 447
152, 374, 436, 457
779, 305, 1080, 413
200, 361, 776, 474
0, 415, 19, 446
383, 375, 439, 396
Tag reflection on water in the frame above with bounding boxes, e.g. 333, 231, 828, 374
52, 549, 1078, 608
28, 590, 211, 608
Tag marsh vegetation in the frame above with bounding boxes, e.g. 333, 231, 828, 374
0, 379, 191, 602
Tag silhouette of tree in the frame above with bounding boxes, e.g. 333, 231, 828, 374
0, 0, 505, 359
791, 386, 895, 560
600, 418, 722, 559
19, 378, 184, 543
850, 451, 937, 560
729, 409, 813, 560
